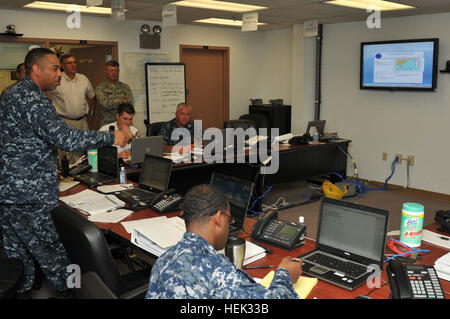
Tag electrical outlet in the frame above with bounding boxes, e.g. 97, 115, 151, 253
395, 153, 403, 163
382, 152, 387, 161
407, 155, 415, 166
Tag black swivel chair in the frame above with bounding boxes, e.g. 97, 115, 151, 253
0, 257, 24, 299
223, 119, 256, 130
144, 119, 166, 137
239, 113, 270, 131
51, 206, 151, 299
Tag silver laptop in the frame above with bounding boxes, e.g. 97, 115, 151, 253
131, 136, 163, 165
300, 197, 389, 291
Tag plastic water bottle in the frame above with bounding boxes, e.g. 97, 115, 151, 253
312, 127, 319, 143
119, 166, 127, 184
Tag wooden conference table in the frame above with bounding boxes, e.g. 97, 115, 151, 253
61, 183, 449, 299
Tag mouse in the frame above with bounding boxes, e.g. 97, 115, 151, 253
355, 295, 372, 299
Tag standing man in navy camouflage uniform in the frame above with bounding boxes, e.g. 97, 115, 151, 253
0, 48, 131, 298
146, 184, 302, 299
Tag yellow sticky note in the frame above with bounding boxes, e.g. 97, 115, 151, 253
259, 271, 318, 299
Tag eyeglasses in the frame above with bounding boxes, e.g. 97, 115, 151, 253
221, 211, 235, 225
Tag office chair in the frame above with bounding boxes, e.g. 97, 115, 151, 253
0, 257, 24, 299
144, 119, 166, 136
51, 206, 151, 299
239, 113, 269, 131
223, 119, 256, 130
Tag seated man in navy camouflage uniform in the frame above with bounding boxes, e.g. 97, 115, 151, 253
146, 184, 302, 299
0, 48, 131, 298
160, 103, 195, 154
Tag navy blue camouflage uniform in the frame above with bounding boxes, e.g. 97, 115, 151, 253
160, 118, 195, 146
146, 232, 299, 299
0, 77, 114, 293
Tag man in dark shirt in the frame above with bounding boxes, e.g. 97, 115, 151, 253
0, 48, 130, 298
160, 103, 196, 154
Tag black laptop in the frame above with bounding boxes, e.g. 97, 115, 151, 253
115, 154, 173, 204
210, 173, 254, 234
74, 146, 119, 187
130, 136, 164, 166
299, 197, 389, 291
306, 120, 326, 138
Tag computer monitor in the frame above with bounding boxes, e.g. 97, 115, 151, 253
306, 120, 326, 137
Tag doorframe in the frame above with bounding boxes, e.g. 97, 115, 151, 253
179, 44, 230, 124
0, 36, 118, 60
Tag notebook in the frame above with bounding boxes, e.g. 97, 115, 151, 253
300, 197, 389, 291
130, 136, 164, 166
115, 154, 173, 204
74, 146, 119, 187
210, 173, 254, 234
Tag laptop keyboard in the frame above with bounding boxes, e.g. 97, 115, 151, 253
305, 253, 367, 278
124, 188, 156, 201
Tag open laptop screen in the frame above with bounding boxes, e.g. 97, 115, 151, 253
317, 198, 389, 264
139, 154, 172, 192
210, 173, 254, 230
98, 146, 118, 177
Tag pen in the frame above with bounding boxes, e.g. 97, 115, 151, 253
244, 265, 273, 269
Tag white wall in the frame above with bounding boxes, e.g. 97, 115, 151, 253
316, 13, 450, 194
0, 8, 263, 134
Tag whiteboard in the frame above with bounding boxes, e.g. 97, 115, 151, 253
145, 63, 186, 123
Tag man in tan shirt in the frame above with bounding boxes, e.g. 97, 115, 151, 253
50, 54, 96, 164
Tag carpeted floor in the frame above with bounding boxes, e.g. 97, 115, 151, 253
258, 180, 450, 240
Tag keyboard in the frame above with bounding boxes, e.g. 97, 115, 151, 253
120, 188, 156, 201
305, 253, 367, 278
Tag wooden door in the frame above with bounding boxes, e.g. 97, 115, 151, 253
71, 45, 112, 129
180, 45, 229, 130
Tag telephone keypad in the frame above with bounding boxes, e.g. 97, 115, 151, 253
407, 266, 444, 299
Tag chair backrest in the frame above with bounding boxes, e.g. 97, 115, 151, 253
223, 119, 256, 130
51, 206, 124, 297
239, 113, 269, 131
145, 120, 166, 136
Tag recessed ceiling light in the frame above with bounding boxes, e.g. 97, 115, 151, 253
24, 1, 112, 14
324, 0, 415, 11
173, 0, 267, 13
193, 18, 267, 27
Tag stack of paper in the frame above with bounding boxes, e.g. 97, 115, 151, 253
243, 241, 266, 266
130, 216, 185, 257
434, 252, 450, 282
88, 209, 133, 223
60, 189, 125, 215
259, 271, 318, 299
59, 180, 80, 192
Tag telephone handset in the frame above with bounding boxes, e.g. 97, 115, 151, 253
387, 259, 444, 299
251, 210, 306, 251
150, 188, 183, 214
69, 159, 91, 176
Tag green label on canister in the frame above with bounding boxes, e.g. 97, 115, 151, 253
88, 149, 98, 172
399, 202, 424, 248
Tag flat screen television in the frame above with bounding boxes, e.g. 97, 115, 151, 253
360, 38, 439, 91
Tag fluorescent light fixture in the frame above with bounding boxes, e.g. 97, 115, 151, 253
24, 1, 112, 14
194, 18, 266, 27
325, 0, 415, 11
172, 0, 267, 13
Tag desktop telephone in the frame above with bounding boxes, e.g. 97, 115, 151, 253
150, 189, 183, 214
251, 210, 306, 250
387, 259, 444, 299
68, 159, 91, 176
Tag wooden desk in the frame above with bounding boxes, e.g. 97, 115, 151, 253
61, 174, 448, 300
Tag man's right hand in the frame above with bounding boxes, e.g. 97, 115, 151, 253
277, 256, 303, 283
113, 130, 129, 147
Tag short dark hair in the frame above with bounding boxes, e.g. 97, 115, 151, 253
117, 103, 135, 116
16, 63, 25, 72
181, 184, 229, 225
60, 54, 75, 64
106, 60, 119, 67
24, 48, 56, 76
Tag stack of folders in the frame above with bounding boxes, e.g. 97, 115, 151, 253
125, 216, 266, 264
60, 189, 129, 221
434, 252, 450, 281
